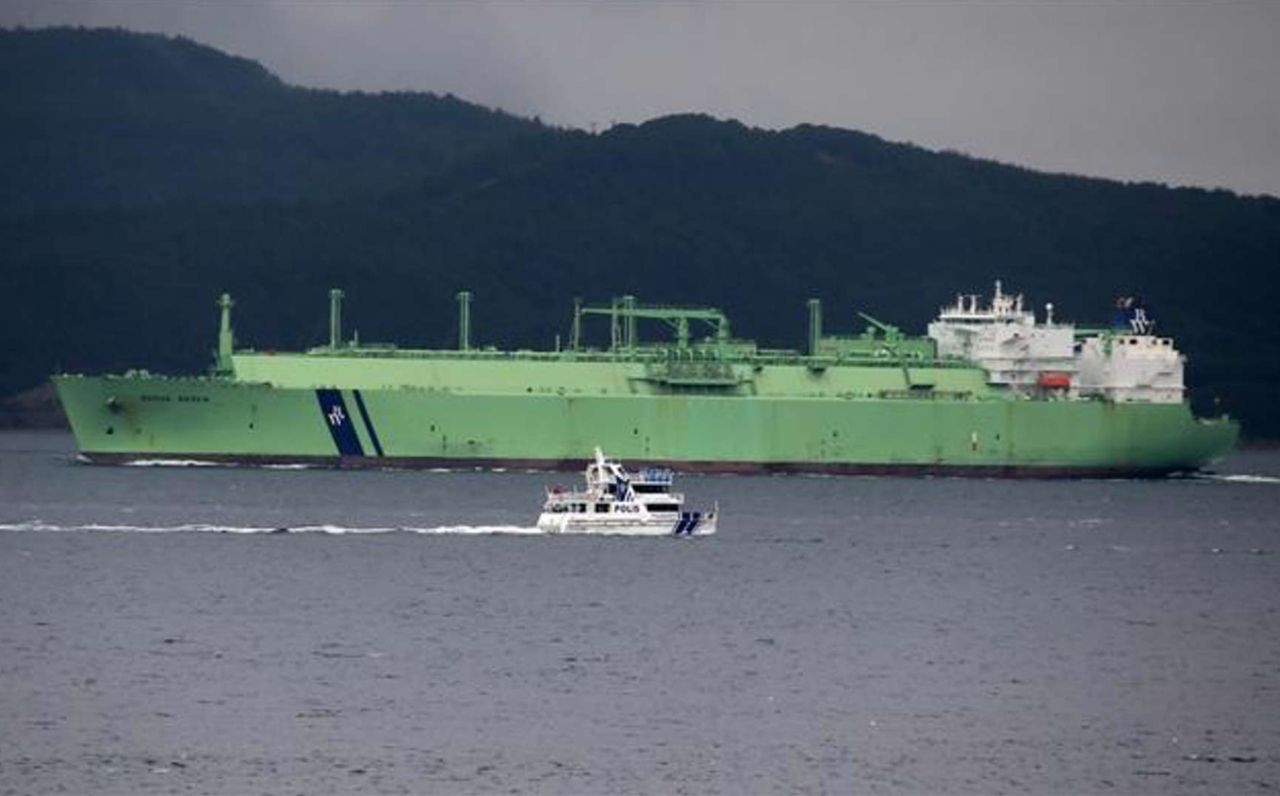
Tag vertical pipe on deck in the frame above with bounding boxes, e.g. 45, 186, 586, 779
456, 290, 472, 352
622, 294, 637, 350
216, 293, 235, 373
329, 289, 344, 350
571, 296, 582, 351
609, 297, 620, 352
807, 298, 822, 356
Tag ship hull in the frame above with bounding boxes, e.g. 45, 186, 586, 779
53, 374, 1239, 477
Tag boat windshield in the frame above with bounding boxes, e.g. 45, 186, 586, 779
637, 467, 674, 484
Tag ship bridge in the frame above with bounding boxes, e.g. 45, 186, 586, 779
928, 280, 1076, 391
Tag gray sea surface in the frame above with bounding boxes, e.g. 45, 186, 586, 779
1, 431, 1278, 795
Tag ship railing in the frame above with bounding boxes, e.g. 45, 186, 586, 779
282, 343, 985, 370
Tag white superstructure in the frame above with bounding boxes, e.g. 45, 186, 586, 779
537, 448, 717, 536
1074, 333, 1184, 403
928, 280, 1076, 389
927, 281, 1186, 404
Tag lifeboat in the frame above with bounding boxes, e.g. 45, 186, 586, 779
1037, 371, 1072, 389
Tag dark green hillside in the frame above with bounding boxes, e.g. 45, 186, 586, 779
2, 28, 1278, 438
0, 27, 544, 213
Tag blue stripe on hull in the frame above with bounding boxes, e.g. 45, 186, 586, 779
316, 389, 365, 456
675, 511, 702, 536
352, 389, 385, 457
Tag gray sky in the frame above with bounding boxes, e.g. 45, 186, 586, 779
7, 1, 1279, 196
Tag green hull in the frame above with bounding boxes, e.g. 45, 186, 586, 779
53, 370, 1238, 477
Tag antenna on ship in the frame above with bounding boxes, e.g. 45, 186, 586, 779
329, 289, 344, 350
457, 290, 472, 352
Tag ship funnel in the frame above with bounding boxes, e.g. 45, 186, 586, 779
329, 289, 344, 349
457, 290, 472, 351
807, 298, 822, 356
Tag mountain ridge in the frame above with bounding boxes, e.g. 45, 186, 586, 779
0, 26, 547, 213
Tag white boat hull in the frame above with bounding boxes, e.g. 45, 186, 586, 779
536, 512, 716, 536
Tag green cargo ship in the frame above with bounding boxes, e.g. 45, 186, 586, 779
53, 284, 1238, 476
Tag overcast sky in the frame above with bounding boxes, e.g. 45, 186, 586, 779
6, 1, 1278, 197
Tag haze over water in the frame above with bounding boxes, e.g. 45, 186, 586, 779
2, 431, 1278, 794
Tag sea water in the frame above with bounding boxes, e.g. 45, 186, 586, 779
1, 431, 1277, 794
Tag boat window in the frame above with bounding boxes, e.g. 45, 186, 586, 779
633, 484, 669, 493
648, 504, 680, 512
595, 503, 610, 513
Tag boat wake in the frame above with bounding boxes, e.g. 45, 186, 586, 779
113, 460, 517, 473
0, 521, 543, 535
1195, 473, 1280, 485
119, 458, 224, 468
1, 520, 712, 537
116, 458, 319, 470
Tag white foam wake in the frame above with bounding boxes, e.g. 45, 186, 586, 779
0, 521, 542, 535
1197, 473, 1280, 485
121, 459, 223, 468
119, 459, 321, 470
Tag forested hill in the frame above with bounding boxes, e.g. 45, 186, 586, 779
3, 28, 1279, 437
0, 27, 545, 213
